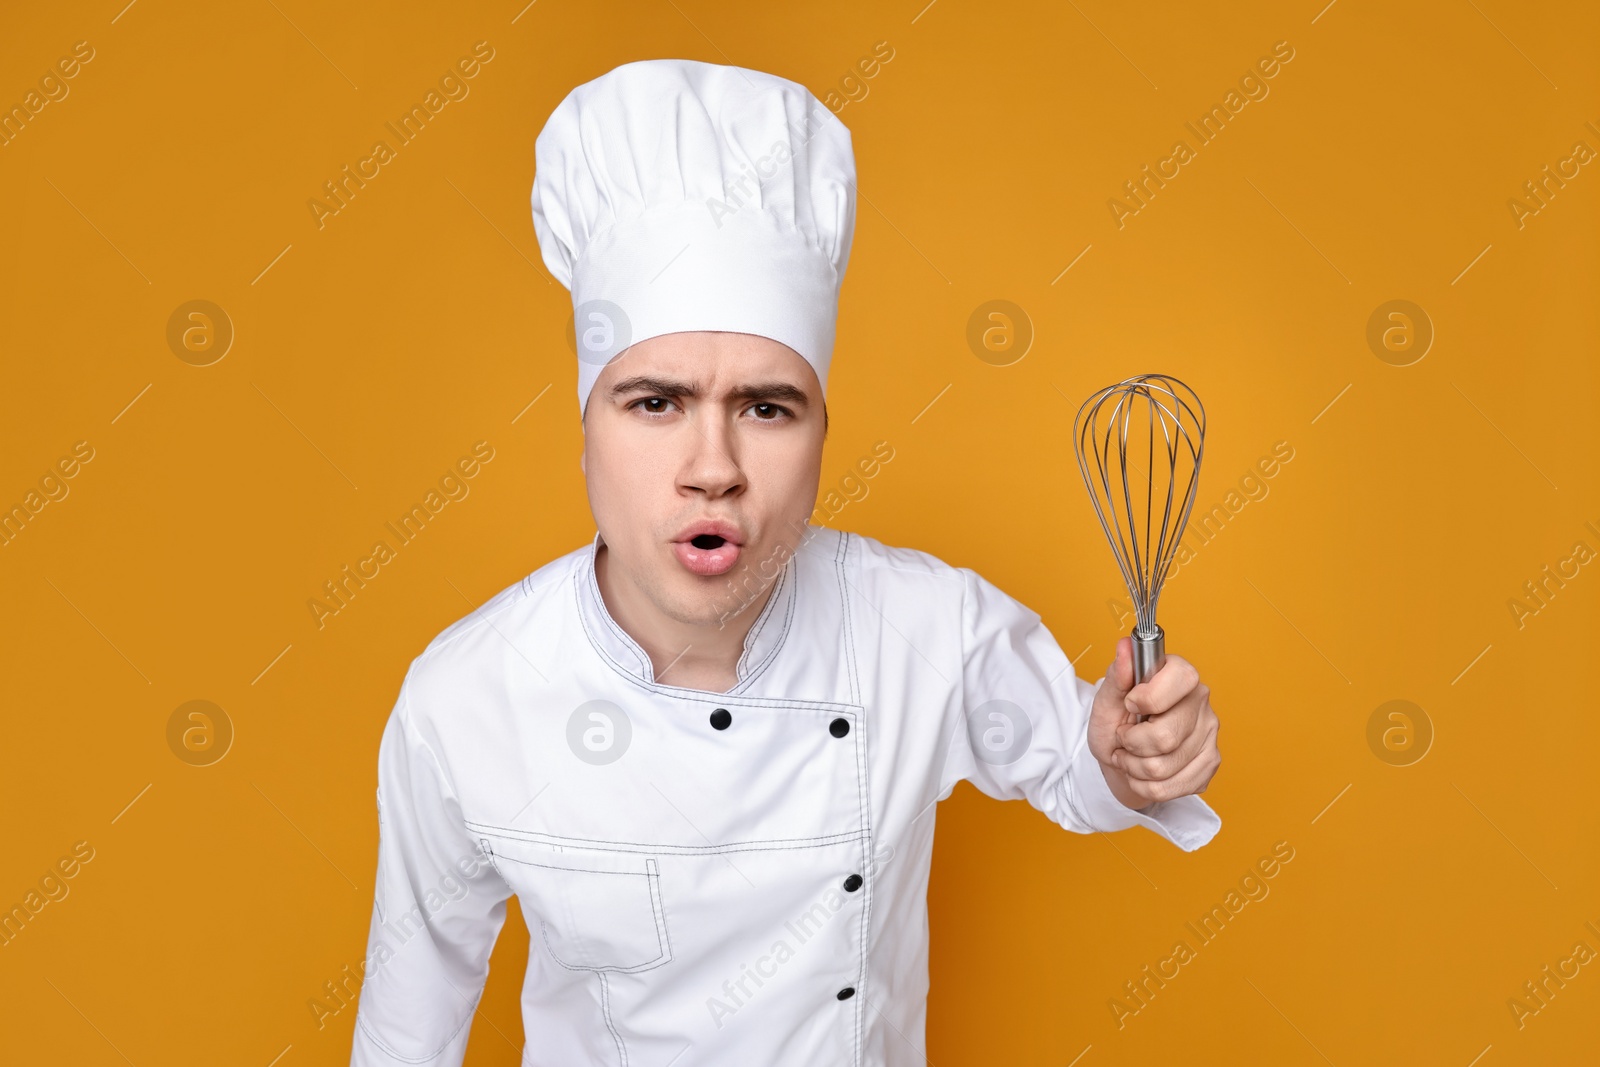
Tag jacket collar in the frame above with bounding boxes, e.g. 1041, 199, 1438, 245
574, 533, 799, 694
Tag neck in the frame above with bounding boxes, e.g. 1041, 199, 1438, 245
594, 545, 777, 693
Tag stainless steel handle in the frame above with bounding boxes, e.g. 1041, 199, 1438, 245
1130, 626, 1165, 725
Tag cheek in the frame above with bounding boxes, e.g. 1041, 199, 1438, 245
590, 423, 695, 510
748, 433, 824, 516
585, 434, 659, 531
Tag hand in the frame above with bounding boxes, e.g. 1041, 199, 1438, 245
1088, 636, 1221, 810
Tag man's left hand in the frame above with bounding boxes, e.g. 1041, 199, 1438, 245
1088, 636, 1221, 810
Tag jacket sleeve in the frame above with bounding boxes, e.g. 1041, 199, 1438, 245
350, 670, 512, 1066
938, 567, 1221, 852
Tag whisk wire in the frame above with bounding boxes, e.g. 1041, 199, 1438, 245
1142, 384, 1204, 627
1082, 405, 1141, 623
1073, 375, 1206, 639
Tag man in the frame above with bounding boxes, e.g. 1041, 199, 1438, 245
350, 59, 1220, 1067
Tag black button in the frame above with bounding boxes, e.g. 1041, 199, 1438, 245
837, 986, 856, 1000
710, 708, 732, 731
843, 874, 862, 892
829, 717, 850, 738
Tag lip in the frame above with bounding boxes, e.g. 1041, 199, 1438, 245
674, 519, 745, 546
671, 520, 745, 577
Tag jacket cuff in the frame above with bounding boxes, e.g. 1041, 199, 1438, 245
1067, 728, 1222, 852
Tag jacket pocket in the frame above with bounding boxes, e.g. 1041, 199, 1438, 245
478, 833, 671, 973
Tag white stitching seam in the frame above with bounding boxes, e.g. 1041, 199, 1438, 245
835, 530, 867, 1067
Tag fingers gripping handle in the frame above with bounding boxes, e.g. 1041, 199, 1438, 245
1130, 626, 1165, 725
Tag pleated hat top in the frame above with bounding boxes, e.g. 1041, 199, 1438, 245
531, 59, 858, 412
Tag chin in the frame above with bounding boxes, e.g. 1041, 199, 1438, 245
661, 588, 741, 628
670, 568, 768, 628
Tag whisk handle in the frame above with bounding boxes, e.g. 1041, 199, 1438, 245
1130, 626, 1165, 725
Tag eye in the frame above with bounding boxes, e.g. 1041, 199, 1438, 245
747, 402, 791, 421
630, 396, 676, 415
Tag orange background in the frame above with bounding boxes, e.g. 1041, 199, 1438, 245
2, 1, 1597, 1064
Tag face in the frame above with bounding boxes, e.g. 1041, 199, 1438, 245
582, 331, 826, 628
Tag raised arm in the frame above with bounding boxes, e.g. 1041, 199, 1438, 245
938, 568, 1221, 852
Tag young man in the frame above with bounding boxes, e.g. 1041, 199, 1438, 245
351, 60, 1220, 1067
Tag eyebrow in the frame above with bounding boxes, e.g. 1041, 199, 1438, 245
608, 376, 810, 407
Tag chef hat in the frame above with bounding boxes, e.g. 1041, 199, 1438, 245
531, 59, 858, 413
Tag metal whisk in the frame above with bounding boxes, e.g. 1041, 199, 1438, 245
1073, 375, 1206, 723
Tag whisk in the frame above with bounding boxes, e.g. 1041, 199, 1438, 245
1073, 375, 1206, 723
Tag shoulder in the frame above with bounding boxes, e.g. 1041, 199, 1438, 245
829, 527, 965, 602
834, 528, 1036, 624
403, 544, 586, 699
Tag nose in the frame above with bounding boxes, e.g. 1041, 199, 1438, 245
679, 412, 745, 500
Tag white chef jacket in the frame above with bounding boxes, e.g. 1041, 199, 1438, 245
350, 526, 1220, 1066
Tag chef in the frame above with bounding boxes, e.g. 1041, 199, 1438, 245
350, 59, 1221, 1067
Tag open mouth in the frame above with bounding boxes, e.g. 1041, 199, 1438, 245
673, 524, 744, 577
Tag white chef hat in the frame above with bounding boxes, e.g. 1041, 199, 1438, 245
531, 59, 858, 413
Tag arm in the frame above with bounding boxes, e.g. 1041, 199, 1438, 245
350, 671, 512, 1066
938, 568, 1221, 852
